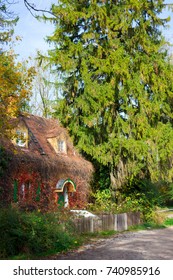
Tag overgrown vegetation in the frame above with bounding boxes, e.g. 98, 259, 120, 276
0, 207, 81, 259
88, 178, 167, 223
1, 206, 173, 259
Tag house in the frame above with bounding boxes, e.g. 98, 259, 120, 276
0, 114, 93, 210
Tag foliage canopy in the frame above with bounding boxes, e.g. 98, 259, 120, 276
45, 0, 173, 195
0, 0, 18, 46
0, 1, 35, 137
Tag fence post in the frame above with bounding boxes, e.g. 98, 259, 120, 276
90, 217, 94, 232
114, 214, 117, 231
117, 213, 128, 231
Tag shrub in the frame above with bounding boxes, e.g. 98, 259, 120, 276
88, 189, 117, 213
0, 207, 22, 258
115, 179, 164, 222
88, 181, 163, 224
0, 207, 79, 259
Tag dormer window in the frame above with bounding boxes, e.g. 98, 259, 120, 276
16, 130, 27, 147
58, 140, 66, 153
47, 134, 67, 154
12, 125, 28, 148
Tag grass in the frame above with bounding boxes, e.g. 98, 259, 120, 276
128, 223, 165, 231
128, 215, 173, 232
164, 217, 173, 227
83, 230, 118, 238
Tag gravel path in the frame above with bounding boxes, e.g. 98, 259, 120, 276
49, 226, 173, 260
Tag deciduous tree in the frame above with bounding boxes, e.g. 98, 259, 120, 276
0, 1, 35, 137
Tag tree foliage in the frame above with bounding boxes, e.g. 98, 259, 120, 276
46, 0, 173, 195
0, 52, 35, 136
0, 0, 18, 47
0, 1, 35, 137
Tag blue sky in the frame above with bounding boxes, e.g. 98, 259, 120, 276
12, 0, 56, 60
161, 1, 173, 42
12, 0, 173, 61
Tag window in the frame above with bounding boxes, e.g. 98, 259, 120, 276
21, 182, 31, 200
47, 136, 67, 154
58, 140, 66, 153
16, 130, 27, 148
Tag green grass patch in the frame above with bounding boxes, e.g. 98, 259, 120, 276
129, 215, 173, 231
83, 230, 117, 238
164, 218, 173, 227
99, 230, 117, 236
128, 223, 165, 232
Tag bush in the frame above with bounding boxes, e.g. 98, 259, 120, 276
0, 207, 22, 258
115, 179, 164, 222
0, 207, 79, 259
88, 179, 164, 224
88, 189, 117, 213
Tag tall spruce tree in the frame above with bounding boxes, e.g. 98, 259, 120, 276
46, 0, 173, 196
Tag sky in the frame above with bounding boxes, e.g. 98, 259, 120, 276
12, 0, 56, 60
10, 0, 173, 61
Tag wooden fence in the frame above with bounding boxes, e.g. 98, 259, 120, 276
73, 212, 140, 233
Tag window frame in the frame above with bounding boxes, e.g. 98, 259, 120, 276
15, 130, 28, 148
58, 140, 66, 153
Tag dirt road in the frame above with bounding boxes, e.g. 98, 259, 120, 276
51, 226, 173, 260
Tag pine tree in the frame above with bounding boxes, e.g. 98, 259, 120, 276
46, 0, 173, 196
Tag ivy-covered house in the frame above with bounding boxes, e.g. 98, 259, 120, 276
0, 114, 93, 210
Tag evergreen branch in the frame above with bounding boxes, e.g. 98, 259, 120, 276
23, 0, 173, 19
